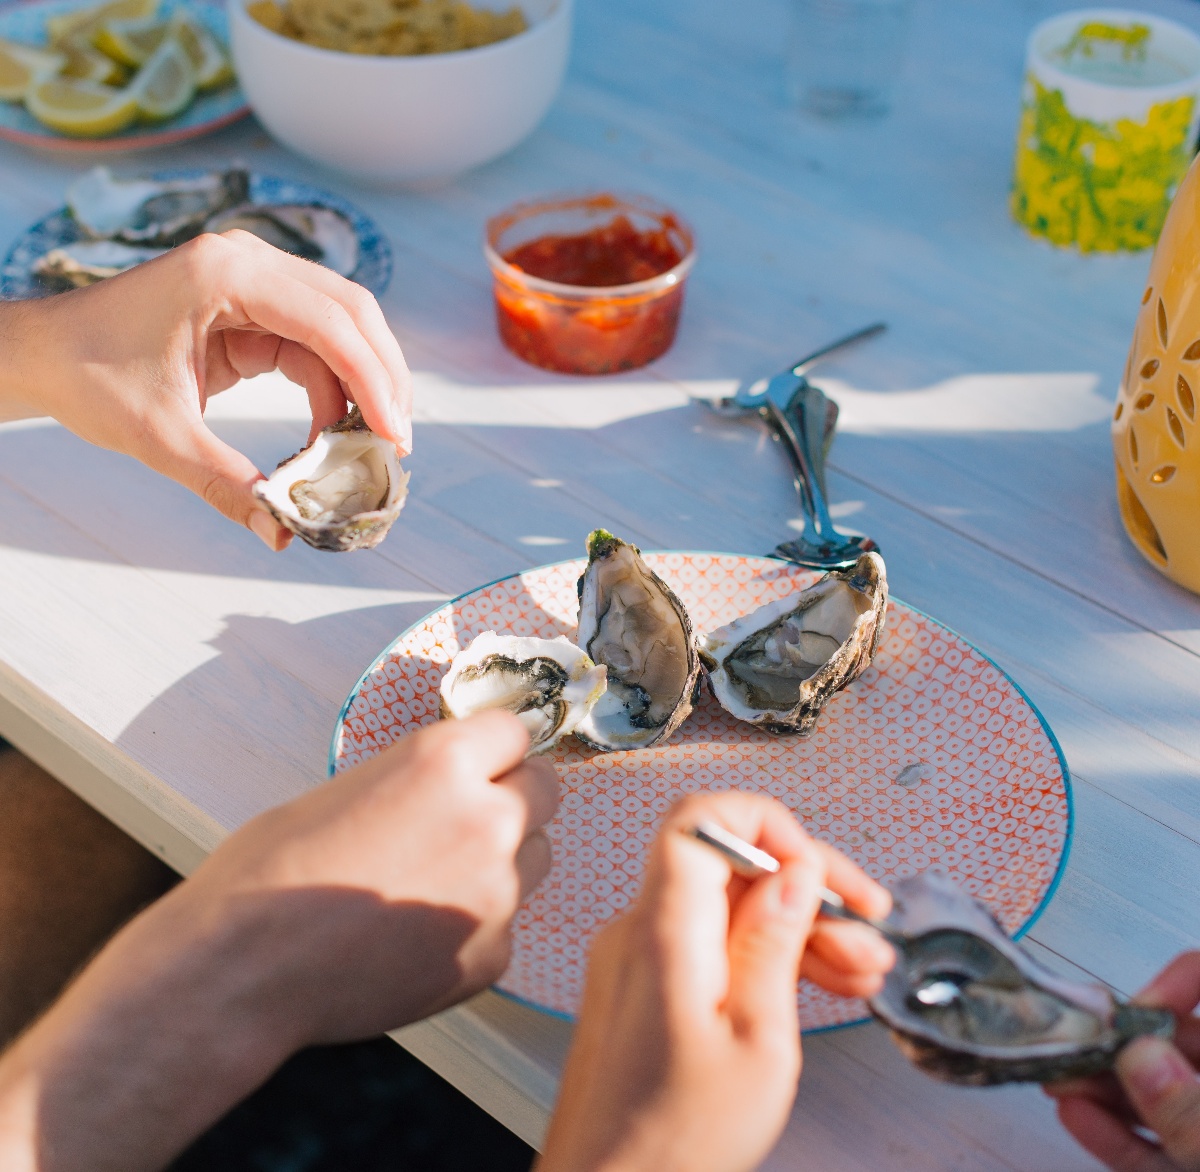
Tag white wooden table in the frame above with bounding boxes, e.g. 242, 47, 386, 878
2, 0, 1199, 1166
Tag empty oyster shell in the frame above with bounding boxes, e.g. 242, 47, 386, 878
67, 166, 250, 246
33, 240, 166, 287
204, 204, 360, 277
869, 873, 1174, 1086
253, 407, 408, 552
574, 529, 700, 751
439, 633, 608, 754
702, 552, 887, 734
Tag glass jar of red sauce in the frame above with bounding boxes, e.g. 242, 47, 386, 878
484, 193, 696, 375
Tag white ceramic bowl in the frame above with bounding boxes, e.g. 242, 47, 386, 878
228, 0, 571, 184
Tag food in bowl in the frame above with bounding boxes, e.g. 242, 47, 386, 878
484, 193, 696, 375
0, 0, 232, 137
246, 0, 525, 55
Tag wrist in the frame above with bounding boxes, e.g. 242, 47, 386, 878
0, 299, 57, 422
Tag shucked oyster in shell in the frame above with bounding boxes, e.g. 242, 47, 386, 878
440, 633, 608, 754
253, 407, 408, 552
573, 529, 701, 751
869, 873, 1174, 1086
702, 552, 887, 734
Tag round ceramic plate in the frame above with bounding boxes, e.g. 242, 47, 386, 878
330, 554, 1072, 1029
0, 0, 248, 151
0, 170, 393, 298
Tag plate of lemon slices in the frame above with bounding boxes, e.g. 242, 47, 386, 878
0, 0, 247, 149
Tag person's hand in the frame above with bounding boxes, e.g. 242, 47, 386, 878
0, 710, 555, 1172
1048, 952, 1200, 1170
536, 792, 895, 1172
2, 230, 412, 550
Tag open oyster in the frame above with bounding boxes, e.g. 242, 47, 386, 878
253, 407, 408, 552
574, 529, 700, 751
439, 633, 608, 754
32, 241, 166, 287
702, 552, 887, 734
869, 873, 1174, 1086
67, 166, 249, 246
205, 205, 360, 276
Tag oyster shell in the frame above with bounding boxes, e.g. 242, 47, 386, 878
204, 205, 360, 277
439, 633, 608, 754
701, 552, 887, 734
869, 873, 1174, 1086
574, 529, 701, 751
253, 407, 408, 552
67, 166, 250, 246
33, 240, 166, 287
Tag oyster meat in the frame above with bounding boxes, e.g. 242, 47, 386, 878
439, 633, 608, 754
204, 204, 360, 276
253, 407, 408, 552
869, 873, 1174, 1086
702, 551, 887, 734
32, 241, 166, 287
574, 529, 701, 751
67, 166, 250, 246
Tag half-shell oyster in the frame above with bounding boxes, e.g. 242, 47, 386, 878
574, 529, 700, 751
439, 633, 608, 754
32, 240, 166, 287
702, 551, 887, 734
253, 407, 408, 552
205, 204, 360, 276
869, 873, 1174, 1086
67, 166, 250, 246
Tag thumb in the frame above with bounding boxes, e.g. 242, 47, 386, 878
1116, 1036, 1200, 1169
725, 856, 818, 1041
164, 423, 292, 551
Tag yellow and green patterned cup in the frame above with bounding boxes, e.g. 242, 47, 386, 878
1012, 9, 1200, 253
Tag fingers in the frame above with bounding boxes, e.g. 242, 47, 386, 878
1056, 1094, 1173, 1172
1115, 1036, 1200, 1169
1138, 952, 1200, 1015
800, 921, 893, 997
422, 708, 533, 782
495, 755, 561, 837
515, 829, 552, 899
811, 839, 892, 922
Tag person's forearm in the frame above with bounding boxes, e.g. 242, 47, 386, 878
0, 300, 53, 422
0, 882, 294, 1172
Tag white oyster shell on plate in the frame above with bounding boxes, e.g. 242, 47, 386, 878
439, 633, 608, 754
574, 529, 701, 751
32, 241, 166, 287
253, 407, 408, 552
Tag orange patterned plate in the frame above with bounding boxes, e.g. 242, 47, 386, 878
330, 553, 1071, 1030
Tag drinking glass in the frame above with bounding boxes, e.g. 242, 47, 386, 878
786, 0, 913, 117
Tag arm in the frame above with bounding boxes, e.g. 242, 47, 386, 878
0, 710, 557, 1172
0, 231, 412, 548
1049, 952, 1200, 1171
537, 792, 895, 1172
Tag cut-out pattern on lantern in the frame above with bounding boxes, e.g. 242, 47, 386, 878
1113, 152, 1200, 591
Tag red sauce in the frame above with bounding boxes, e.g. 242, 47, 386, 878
487, 195, 694, 376
502, 214, 685, 287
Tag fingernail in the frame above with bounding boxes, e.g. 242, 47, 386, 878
390, 403, 412, 453
778, 869, 812, 919
1119, 1037, 1192, 1102
249, 509, 283, 550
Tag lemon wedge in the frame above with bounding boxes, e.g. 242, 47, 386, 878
26, 76, 138, 136
168, 12, 231, 90
132, 36, 194, 120
92, 16, 167, 66
60, 35, 127, 83
0, 38, 64, 101
46, 0, 158, 48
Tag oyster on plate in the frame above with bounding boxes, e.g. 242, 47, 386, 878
67, 166, 250, 246
439, 633, 608, 754
702, 551, 887, 734
573, 529, 701, 751
253, 407, 408, 552
205, 204, 360, 276
32, 241, 166, 287
869, 873, 1174, 1086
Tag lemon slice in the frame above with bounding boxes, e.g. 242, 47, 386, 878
46, 0, 158, 48
131, 36, 194, 120
168, 12, 231, 90
26, 76, 138, 136
60, 35, 126, 83
0, 38, 64, 101
92, 16, 167, 66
